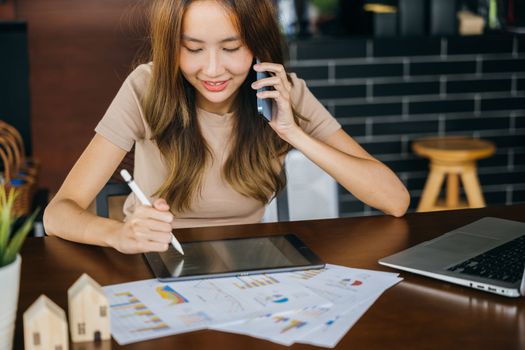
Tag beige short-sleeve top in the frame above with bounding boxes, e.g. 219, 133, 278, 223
95, 63, 341, 228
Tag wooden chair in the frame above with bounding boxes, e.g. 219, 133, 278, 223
95, 181, 131, 219
413, 136, 495, 212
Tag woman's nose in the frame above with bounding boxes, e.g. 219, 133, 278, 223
203, 51, 224, 77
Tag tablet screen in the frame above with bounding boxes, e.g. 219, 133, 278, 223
144, 234, 324, 281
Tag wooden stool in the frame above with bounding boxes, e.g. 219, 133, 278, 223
413, 136, 495, 212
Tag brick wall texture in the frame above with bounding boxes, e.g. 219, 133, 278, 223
288, 35, 525, 217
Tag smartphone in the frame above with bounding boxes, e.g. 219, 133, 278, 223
255, 59, 273, 121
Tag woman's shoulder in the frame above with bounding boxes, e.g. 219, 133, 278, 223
287, 69, 341, 139
287, 71, 314, 105
126, 62, 153, 87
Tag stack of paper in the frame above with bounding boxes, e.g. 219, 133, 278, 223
103, 264, 401, 347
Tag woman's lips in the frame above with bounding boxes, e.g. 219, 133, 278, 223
202, 80, 229, 92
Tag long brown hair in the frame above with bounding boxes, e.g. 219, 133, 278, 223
143, 0, 300, 212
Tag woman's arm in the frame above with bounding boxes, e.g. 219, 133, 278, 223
280, 128, 409, 217
43, 134, 174, 253
253, 62, 410, 217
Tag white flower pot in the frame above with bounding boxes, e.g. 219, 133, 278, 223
0, 255, 21, 350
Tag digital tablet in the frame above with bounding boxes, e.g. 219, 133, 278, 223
143, 234, 325, 282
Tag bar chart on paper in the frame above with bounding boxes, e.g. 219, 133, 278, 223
288, 268, 326, 280
108, 291, 172, 344
233, 275, 281, 289
103, 265, 402, 347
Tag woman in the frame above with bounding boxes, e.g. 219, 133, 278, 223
44, 0, 410, 254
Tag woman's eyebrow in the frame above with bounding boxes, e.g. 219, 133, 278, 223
181, 35, 241, 43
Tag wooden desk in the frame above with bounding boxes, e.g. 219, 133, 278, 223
14, 205, 525, 349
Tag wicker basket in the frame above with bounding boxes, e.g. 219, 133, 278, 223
0, 121, 40, 180
0, 122, 37, 217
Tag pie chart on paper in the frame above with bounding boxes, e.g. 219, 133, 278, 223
270, 294, 289, 303
340, 278, 363, 287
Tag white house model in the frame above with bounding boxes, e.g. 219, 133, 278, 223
67, 273, 110, 342
23, 294, 69, 350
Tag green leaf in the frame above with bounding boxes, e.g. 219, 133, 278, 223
1, 207, 39, 266
0, 187, 16, 257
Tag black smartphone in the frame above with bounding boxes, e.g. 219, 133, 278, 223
254, 58, 272, 121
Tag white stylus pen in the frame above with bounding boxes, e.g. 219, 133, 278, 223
120, 169, 185, 255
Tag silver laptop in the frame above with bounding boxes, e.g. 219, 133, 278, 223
379, 217, 525, 298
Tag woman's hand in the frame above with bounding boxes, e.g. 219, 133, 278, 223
252, 62, 301, 140
109, 199, 174, 254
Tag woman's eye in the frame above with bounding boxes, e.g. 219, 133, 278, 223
223, 47, 241, 53
184, 47, 202, 53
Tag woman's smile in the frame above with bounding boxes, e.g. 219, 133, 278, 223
201, 79, 230, 92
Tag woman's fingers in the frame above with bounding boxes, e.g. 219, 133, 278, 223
253, 62, 291, 91
256, 90, 287, 112
252, 61, 300, 137
134, 204, 173, 223
252, 76, 290, 99
153, 198, 170, 211
115, 199, 175, 253
130, 217, 172, 241
116, 231, 171, 253
137, 230, 173, 244
253, 61, 287, 77
142, 241, 170, 252
142, 218, 173, 233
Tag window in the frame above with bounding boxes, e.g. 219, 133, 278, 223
33, 332, 40, 346
78, 322, 86, 335
99, 306, 107, 317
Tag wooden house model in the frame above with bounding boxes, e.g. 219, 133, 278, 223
23, 294, 69, 350
67, 273, 110, 343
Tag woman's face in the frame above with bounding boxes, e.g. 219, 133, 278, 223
179, 0, 253, 115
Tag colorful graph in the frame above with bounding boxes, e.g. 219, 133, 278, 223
110, 298, 147, 311
300, 306, 331, 318
233, 275, 280, 289
121, 309, 154, 318
156, 285, 189, 305
177, 311, 212, 327
110, 296, 141, 309
255, 293, 290, 307
273, 316, 307, 333
109, 291, 170, 336
289, 269, 325, 280
324, 315, 341, 328
192, 280, 245, 313
133, 322, 170, 332
339, 278, 363, 287
269, 294, 289, 303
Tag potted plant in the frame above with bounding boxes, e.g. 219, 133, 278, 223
0, 187, 38, 350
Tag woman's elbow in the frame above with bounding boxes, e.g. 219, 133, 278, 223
43, 201, 61, 236
43, 205, 55, 236
386, 188, 411, 218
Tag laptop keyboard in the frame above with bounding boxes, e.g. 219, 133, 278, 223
447, 235, 525, 283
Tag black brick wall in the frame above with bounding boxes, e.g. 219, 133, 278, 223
288, 35, 525, 217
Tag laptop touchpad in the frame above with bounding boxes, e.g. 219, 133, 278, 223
424, 233, 498, 254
